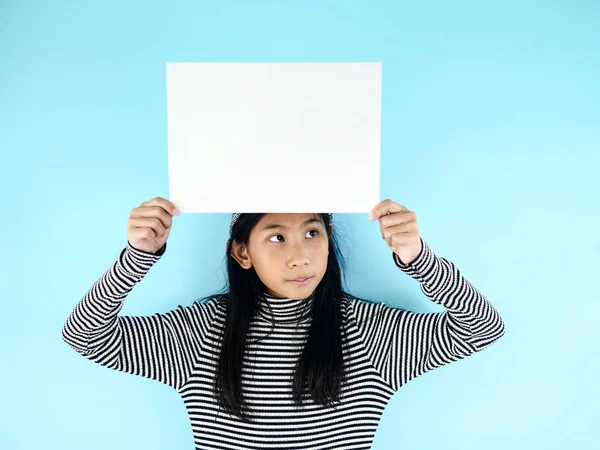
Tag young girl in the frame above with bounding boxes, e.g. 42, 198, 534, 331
62, 196, 505, 450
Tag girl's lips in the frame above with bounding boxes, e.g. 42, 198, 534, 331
289, 277, 312, 285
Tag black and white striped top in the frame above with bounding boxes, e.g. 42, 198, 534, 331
62, 237, 505, 450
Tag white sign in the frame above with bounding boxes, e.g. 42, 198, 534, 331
165, 62, 381, 214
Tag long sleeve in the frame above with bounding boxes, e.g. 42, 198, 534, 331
351, 237, 505, 391
61, 240, 219, 391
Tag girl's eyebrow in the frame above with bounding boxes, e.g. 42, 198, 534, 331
260, 218, 322, 232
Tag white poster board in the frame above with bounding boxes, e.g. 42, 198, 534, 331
165, 62, 381, 214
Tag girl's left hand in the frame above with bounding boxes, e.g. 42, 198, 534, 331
369, 199, 423, 265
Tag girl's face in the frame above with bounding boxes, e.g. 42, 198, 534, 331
230, 213, 332, 299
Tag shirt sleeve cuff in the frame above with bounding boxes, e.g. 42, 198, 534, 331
392, 237, 437, 283
118, 241, 167, 277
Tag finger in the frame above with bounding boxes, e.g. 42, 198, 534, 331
129, 226, 161, 240
141, 197, 180, 216
378, 210, 416, 232
370, 199, 408, 221
130, 223, 171, 240
131, 207, 172, 230
128, 218, 168, 238
387, 231, 417, 251
129, 217, 168, 237
381, 221, 418, 242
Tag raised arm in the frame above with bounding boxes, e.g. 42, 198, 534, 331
351, 237, 506, 391
61, 241, 219, 391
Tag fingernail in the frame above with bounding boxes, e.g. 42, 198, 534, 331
368, 214, 374, 221
174, 208, 180, 215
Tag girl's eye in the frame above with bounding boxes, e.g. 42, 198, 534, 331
269, 229, 319, 243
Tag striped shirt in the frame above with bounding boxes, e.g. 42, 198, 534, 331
62, 237, 505, 449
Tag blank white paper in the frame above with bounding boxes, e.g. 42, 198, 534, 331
165, 62, 381, 215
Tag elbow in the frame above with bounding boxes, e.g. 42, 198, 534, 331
493, 312, 506, 341
478, 317, 506, 350
61, 322, 89, 355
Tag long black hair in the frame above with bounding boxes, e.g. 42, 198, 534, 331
200, 212, 351, 423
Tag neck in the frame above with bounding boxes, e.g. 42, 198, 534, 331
256, 290, 315, 324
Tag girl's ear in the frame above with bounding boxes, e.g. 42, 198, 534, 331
229, 238, 251, 268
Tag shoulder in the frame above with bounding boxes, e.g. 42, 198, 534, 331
164, 294, 227, 323
341, 293, 402, 326
341, 292, 382, 314
341, 292, 384, 310
193, 294, 229, 315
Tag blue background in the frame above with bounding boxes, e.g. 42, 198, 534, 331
2, 1, 599, 449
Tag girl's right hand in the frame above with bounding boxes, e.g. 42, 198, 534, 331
126, 197, 180, 254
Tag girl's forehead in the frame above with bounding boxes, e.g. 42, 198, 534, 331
259, 213, 323, 229
263, 213, 319, 221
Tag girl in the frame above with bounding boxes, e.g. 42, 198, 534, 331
62, 196, 505, 450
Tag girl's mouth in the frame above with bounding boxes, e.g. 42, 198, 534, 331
289, 277, 312, 285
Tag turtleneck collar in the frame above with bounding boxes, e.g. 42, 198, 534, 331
256, 290, 315, 324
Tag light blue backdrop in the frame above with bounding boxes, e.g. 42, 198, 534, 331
2, 1, 598, 449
